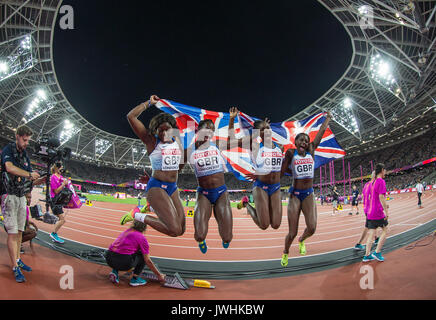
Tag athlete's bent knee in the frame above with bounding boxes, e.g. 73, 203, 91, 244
307, 225, 316, 236
271, 221, 281, 229
168, 224, 184, 237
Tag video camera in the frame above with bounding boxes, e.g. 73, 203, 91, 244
33, 135, 72, 214
34, 135, 71, 164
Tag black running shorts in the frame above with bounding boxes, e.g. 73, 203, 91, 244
366, 218, 388, 229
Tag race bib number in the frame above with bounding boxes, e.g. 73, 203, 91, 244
262, 151, 283, 172
294, 158, 314, 176
194, 150, 221, 173
162, 148, 182, 171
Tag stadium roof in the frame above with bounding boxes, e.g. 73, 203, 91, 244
0, 0, 435, 169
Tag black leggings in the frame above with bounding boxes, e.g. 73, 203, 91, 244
105, 250, 145, 275
418, 192, 422, 206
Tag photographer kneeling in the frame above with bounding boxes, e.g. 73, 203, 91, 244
1, 126, 41, 283
49, 162, 69, 244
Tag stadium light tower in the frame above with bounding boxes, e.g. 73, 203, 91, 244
0, 61, 8, 73
59, 119, 81, 145
329, 97, 360, 138
0, 34, 37, 82
95, 138, 112, 159
22, 89, 55, 124
369, 51, 405, 102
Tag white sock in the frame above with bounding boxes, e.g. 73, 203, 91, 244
134, 212, 148, 223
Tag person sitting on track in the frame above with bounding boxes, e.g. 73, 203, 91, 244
186, 119, 233, 253
229, 107, 284, 231
121, 95, 186, 237
363, 163, 389, 262
354, 171, 379, 250
350, 185, 360, 215
105, 220, 165, 286
280, 111, 332, 267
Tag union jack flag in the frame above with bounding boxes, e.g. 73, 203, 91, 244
155, 99, 345, 181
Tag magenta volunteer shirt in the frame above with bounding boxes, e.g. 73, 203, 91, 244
109, 229, 150, 256
368, 178, 387, 220
50, 174, 64, 198
362, 181, 372, 215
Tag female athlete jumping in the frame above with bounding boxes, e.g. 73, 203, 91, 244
280, 112, 332, 266
120, 95, 185, 237
229, 107, 284, 231
187, 119, 233, 253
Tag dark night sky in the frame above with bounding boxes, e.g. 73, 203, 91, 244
53, 0, 352, 139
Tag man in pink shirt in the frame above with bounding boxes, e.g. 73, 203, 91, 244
49, 162, 69, 244
354, 171, 379, 250
105, 220, 165, 286
363, 163, 389, 262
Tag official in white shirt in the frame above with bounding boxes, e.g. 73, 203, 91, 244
416, 179, 424, 208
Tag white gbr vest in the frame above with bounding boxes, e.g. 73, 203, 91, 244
149, 140, 182, 171
290, 150, 315, 179
189, 144, 225, 178
254, 143, 283, 174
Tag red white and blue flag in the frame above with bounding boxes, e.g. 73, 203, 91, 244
156, 99, 345, 181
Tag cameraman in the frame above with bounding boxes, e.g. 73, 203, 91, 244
49, 162, 68, 244
1, 126, 40, 283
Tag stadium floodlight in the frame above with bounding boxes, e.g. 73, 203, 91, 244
357, 5, 372, 16
36, 89, 47, 100
20, 36, 31, 50
95, 138, 112, 158
22, 89, 55, 124
343, 97, 352, 109
369, 51, 404, 101
0, 61, 8, 73
59, 119, 81, 146
0, 34, 37, 82
330, 98, 360, 137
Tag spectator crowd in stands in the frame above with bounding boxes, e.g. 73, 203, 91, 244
1, 128, 434, 199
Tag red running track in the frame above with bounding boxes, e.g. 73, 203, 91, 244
31, 190, 436, 262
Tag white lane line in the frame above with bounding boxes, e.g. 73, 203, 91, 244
60, 196, 436, 241
51, 207, 436, 250
37, 218, 435, 263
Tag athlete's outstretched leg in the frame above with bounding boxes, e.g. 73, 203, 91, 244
246, 187, 270, 230
213, 191, 233, 246
299, 193, 317, 243
282, 195, 301, 266
135, 188, 184, 237
170, 189, 186, 235
283, 195, 302, 254
268, 189, 282, 229
194, 192, 213, 243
